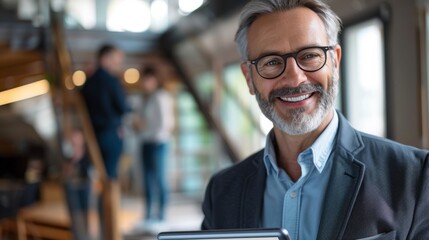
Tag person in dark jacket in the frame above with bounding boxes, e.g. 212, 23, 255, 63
81, 44, 129, 179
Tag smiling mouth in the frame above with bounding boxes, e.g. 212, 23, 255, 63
278, 93, 314, 103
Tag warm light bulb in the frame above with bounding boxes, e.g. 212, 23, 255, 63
72, 70, 87, 86
124, 68, 140, 84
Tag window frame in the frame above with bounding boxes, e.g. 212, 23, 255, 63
339, 3, 391, 138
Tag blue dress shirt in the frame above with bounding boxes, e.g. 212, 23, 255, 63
262, 109, 339, 240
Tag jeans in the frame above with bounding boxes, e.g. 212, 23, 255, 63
96, 128, 123, 179
141, 142, 169, 221
64, 180, 91, 240
95, 128, 123, 238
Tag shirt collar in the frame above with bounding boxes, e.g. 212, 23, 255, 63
263, 109, 339, 175
264, 131, 279, 175
310, 109, 338, 172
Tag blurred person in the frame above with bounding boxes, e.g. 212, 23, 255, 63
201, 0, 429, 239
81, 44, 129, 180
62, 128, 92, 240
132, 65, 174, 234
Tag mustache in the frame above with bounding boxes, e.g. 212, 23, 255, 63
268, 83, 324, 102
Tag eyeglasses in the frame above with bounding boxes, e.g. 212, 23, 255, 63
249, 46, 334, 79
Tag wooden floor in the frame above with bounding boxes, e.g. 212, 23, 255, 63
123, 196, 204, 240
0, 181, 203, 240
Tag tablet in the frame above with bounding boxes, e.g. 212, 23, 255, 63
157, 228, 290, 240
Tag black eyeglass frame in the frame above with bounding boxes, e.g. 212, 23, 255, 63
248, 46, 335, 79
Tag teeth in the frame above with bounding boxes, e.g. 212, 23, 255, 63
280, 94, 311, 102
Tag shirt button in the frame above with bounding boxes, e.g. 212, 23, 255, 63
289, 191, 297, 198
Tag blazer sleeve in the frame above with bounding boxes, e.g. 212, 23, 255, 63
201, 176, 215, 230
408, 151, 429, 238
200, 150, 266, 230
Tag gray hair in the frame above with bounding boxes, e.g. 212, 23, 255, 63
235, 0, 342, 61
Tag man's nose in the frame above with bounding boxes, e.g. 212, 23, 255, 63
279, 57, 307, 87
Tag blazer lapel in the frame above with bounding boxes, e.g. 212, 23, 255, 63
317, 151, 365, 240
317, 112, 366, 240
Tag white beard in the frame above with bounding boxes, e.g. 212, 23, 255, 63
253, 75, 338, 135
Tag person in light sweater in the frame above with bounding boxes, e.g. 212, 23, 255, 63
132, 65, 174, 232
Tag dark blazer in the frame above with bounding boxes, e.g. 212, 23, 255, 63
202, 112, 429, 240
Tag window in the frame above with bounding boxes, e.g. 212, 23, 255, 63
63, 0, 201, 32
342, 17, 387, 137
221, 64, 269, 158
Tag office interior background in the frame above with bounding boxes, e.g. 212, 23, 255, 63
0, 0, 429, 239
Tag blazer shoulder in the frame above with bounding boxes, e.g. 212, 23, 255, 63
358, 132, 429, 165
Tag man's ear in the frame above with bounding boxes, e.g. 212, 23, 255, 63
240, 63, 255, 95
333, 45, 342, 69
332, 45, 342, 79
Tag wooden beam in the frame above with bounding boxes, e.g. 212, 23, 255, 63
0, 61, 45, 79
0, 42, 9, 51
24, 223, 71, 240
0, 51, 42, 67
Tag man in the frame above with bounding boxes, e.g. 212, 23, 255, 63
81, 44, 129, 179
201, 0, 429, 239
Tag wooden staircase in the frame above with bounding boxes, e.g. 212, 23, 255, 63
0, 9, 72, 240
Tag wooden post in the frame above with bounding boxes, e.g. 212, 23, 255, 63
52, 16, 123, 240
101, 180, 121, 240
73, 92, 122, 240
16, 216, 26, 240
